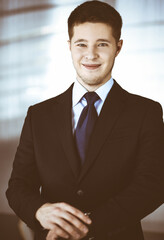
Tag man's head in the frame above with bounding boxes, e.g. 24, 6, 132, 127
68, 1, 123, 91
68, 0, 122, 42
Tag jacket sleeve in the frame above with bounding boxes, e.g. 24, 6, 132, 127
89, 101, 164, 237
6, 107, 47, 231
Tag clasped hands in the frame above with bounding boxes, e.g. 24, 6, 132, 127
36, 202, 92, 240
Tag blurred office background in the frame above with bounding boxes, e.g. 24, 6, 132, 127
0, 0, 164, 239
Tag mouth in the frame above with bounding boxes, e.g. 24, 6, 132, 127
82, 63, 101, 70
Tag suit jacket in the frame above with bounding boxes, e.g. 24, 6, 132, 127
6, 81, 164, 240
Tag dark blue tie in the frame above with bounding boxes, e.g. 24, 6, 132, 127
75, 92, 99, 164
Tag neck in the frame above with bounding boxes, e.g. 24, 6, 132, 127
77, 78, 111, 92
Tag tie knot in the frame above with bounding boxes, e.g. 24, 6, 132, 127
84, 92, 99, 105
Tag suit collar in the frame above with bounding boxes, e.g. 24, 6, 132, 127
52, 84, 81, 179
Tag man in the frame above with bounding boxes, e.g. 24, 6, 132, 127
6, 1, 164, 240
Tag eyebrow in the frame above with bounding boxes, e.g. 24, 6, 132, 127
74, 39, 87, 44
74, 39, 111, 44
97, 39, 111, 43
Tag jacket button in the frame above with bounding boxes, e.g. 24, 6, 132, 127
88, 237, 95, 240
77, 189, 84, 196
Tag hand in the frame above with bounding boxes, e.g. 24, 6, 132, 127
35, 202, 92, 239
46, 228, 86, 240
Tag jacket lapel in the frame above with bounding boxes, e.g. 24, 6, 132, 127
52, 84, 81, 179
78, 81, 128, 183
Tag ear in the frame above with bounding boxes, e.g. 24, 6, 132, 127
67, 40, 71, 51
116, 39, 123, 57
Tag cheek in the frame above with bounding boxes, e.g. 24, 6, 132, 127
104, 51, 117, 62
72, 50, 83, 61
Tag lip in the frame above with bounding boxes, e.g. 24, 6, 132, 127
82, 63, 101, 70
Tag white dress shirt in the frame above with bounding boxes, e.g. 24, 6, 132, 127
72, 78, 114, 133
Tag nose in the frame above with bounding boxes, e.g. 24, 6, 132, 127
85, 46, 98, 60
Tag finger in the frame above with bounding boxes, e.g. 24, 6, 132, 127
46, 230, 56, 240
53, 211, 89, 235
55, 203, 92, 224
50, 216, 88, 239
46, 227, 69, 240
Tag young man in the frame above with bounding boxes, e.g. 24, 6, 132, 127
6, 1, 164, 240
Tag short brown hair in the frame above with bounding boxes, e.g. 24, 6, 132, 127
68, 0, 123, 42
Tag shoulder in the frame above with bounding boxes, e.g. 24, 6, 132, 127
28, 84, 74, 115
115, 81, 163, 113
127, 91, 163, 114
124, 91, 163, 127
113, 81, 163, 120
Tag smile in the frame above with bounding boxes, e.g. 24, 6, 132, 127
82, 64, 101, 70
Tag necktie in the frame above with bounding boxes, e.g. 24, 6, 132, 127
75, 92, 99, 164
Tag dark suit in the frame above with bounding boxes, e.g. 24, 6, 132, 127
6, 81, 164, 240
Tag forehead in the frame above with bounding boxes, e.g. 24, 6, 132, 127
72, 22, 113, 40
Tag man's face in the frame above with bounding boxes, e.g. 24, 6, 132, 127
69, 22, 123, 91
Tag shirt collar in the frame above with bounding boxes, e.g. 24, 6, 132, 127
72, 77, 114, 107
72, 81, 87, 107
95, 77, 114, 103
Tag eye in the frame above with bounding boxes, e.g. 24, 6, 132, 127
98, 43, 108, 47
77, 43, 87, 47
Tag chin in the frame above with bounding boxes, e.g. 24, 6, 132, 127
77, 73, 104, 86
84, 78, 103, 86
